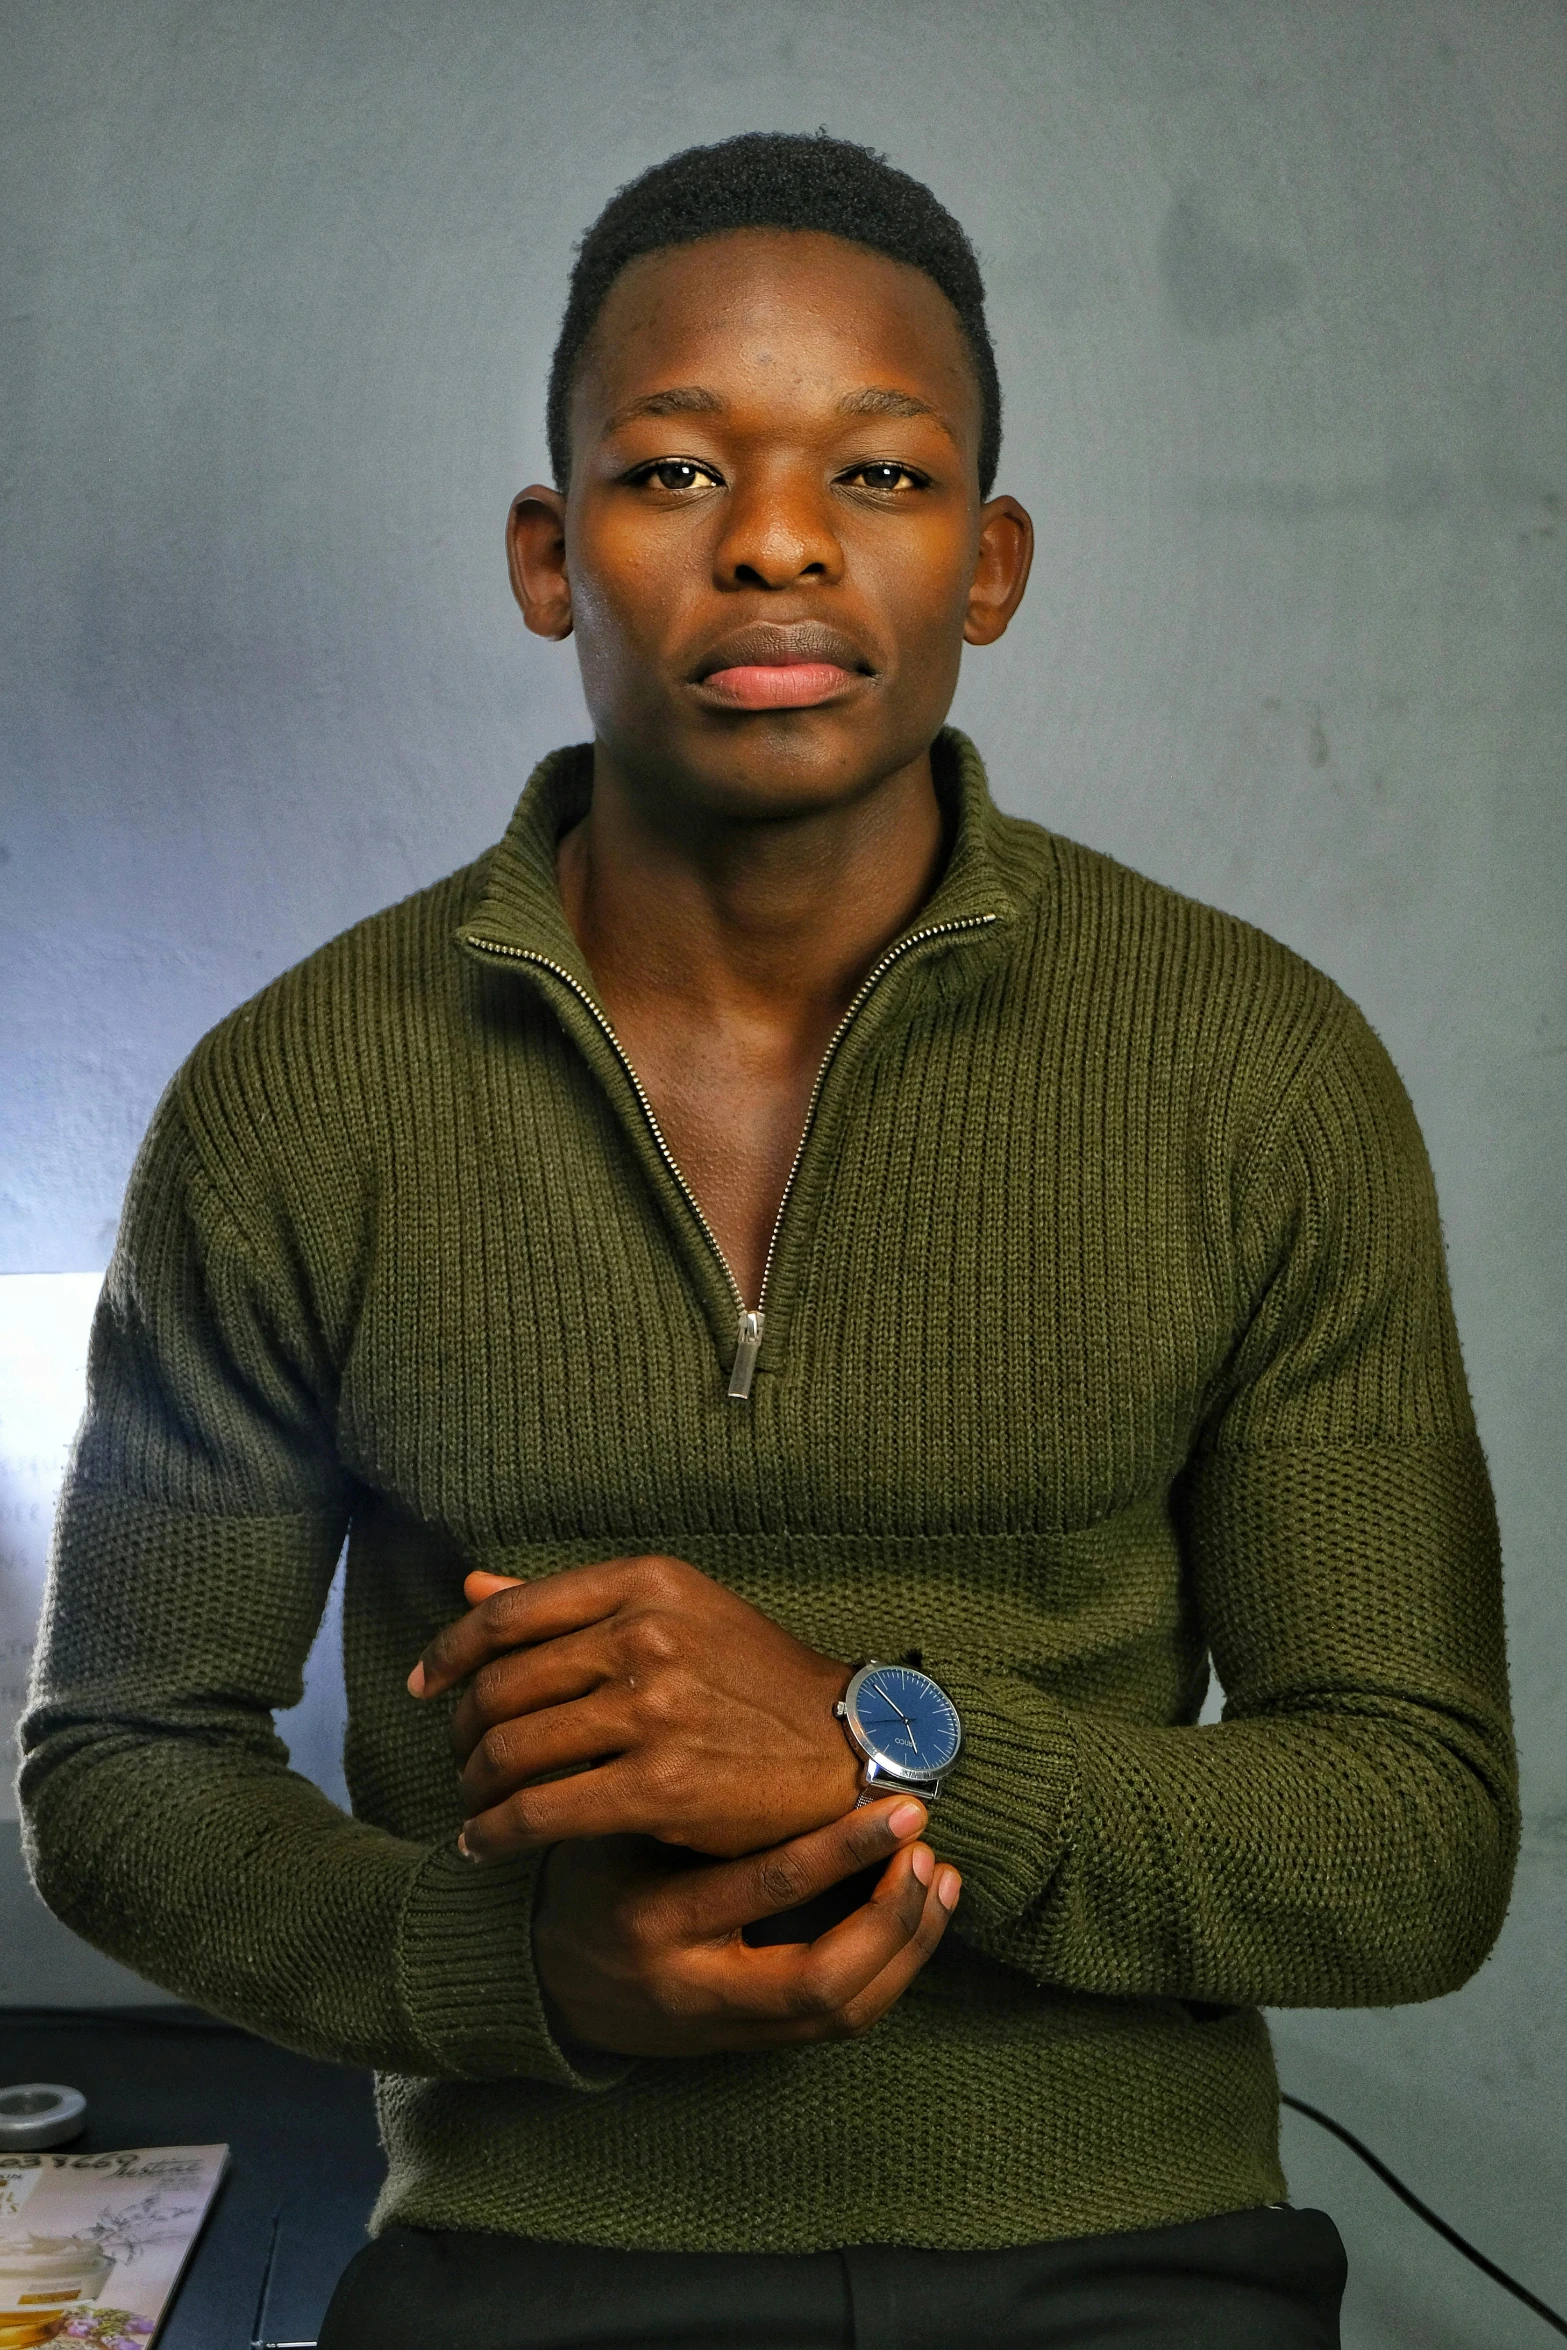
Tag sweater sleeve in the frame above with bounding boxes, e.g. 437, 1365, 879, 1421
17, 1081, 621, 2090
918, 1000, 1518, 2009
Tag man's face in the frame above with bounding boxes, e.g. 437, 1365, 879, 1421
511, 229, 1030, 821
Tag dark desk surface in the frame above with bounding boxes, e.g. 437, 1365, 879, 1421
0, 2006, 383, 2347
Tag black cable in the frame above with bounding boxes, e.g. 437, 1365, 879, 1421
248, 2206, 281, 2350
1281, 2092, 1567, 2338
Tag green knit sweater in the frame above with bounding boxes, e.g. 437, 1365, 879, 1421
20, 731, 1515, 2252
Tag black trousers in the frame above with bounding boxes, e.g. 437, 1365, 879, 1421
318, 2205, 1346, 2348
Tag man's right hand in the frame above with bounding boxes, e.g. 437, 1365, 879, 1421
531, 1795, 960, 2058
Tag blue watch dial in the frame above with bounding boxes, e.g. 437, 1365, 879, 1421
852, 1665, 961, 1778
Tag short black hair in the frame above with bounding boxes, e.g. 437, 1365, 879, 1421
546, 131, 1001, 496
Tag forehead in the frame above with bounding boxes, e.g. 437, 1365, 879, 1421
574, 229, 980, 441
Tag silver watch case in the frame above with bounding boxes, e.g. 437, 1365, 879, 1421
834, 1660, 962, 1799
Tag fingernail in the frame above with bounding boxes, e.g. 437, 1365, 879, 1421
457, 1830, 477, 1861
887, 1800, 925, 1839
911, 1844, 935, 1886
406, 1662, 426, 1698
937, 1867, 961, 1910
466, 1570, 522, 1600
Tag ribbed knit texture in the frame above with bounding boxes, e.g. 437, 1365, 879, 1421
20, 731, 1515, 2251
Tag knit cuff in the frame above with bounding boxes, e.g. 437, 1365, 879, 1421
396, 1840, 632, 2090
919, 1663, 1080, 1933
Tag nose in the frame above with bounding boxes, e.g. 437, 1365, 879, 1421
713, 464, 844, 591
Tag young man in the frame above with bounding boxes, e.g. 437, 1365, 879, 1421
22, 135, 1515, 2349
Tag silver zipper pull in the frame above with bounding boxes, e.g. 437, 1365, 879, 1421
727, 1308, 764, 1401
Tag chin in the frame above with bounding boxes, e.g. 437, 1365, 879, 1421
633, 710, 934, 821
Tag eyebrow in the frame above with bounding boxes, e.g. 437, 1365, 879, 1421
600, 382, 959, 443
601, 386, 726, 436
837, 386, 947, 430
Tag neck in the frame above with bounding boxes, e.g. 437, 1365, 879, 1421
558, 742, 947, 1030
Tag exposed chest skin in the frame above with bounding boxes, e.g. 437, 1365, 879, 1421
592, 983, 838, 1309
554, 777, 947, 1317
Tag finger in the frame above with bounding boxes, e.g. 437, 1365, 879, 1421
780, 1840, 944, 2017
747, 1851, 958, 2039
448, 1624, 616, 1765
458, 1756, 658, 1860
682, 1843, 948, 2038
670, 1797, 929, 1939
458, 1690, 631, 1819
799, 1857, 961, 2038
408, 1558, 652, 1699
465, 1571, 521, 1602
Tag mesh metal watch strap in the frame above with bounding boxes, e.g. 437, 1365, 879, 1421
854, 1769, 941, 1808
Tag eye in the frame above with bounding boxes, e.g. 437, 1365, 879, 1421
630, 458, 724, 493
843, 461, 928, 493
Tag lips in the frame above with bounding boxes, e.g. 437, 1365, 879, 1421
692, 622, 872, 712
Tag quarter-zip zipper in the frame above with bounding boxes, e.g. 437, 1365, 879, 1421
466, 912, 998, 1399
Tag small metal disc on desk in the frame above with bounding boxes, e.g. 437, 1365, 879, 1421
0, 2082, 88, 2149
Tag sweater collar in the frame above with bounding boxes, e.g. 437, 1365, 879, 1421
456, 726, 1020, 998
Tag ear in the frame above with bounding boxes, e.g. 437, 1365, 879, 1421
963, 495, 1034, 647
507, 486, 573, 640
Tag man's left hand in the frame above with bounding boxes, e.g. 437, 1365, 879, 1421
407, 1556, 862, 1860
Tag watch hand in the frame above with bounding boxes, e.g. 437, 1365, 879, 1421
868, 1677, 915, 1731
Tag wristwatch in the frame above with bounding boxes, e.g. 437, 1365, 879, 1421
835, 1661, 962, 1806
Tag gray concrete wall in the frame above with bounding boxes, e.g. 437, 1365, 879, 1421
2, 5, 1562, 2342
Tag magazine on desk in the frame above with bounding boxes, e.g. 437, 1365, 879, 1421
0, 2146, 227, 2348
